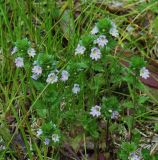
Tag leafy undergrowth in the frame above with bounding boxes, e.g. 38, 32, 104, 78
1, 0, 158, 160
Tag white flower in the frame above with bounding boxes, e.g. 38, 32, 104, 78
90, 105, 101, 117
140, 67, 150, 79
126, 25, 134, 33
32, 65, 42, 75
36, 129, 43, 137
15, 57, 24, 68
111, 111, 120, 120
75, 44, 86, 55
128, 152, 141, 160
33, 60, 38, 65
44, 138, 50, 145
72, 83, 80, 94
109, 21, 119, 37
0, 145, 5, 150
94, 35, 108, 48
110, 27, 119, 37
90, 47, 101, 61
91, 26, 99, 35
52, 124, 57, 129
61, 70, 69, 82
111, 1, 123, 7
46, 72, 58, 84
31, 74, 39, 80
27, 48, 36, 57
11, 47, 18, 55
52, 134, 60, 143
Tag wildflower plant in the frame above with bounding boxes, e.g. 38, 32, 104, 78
12, 38, 36, 71
118, 142, 139, 160
10, 17, 152, 159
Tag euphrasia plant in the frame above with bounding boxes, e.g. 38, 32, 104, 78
11, 18, 153, 158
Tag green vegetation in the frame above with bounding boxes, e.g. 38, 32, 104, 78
1, 0, 158, 159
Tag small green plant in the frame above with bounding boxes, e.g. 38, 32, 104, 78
2, 0, 158, 159
9, 15, 153, 159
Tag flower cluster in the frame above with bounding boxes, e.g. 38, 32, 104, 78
36, 128, 60, 146
12, 39, 72, 86
74, 18, 119, 61
32, 62, 70, 84
89, 104, 121, 119
12, 38, 37, 68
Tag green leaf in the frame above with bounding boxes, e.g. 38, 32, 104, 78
132, 129, 141, 144
92, 63, 104, 72
124, 116, 134, 130
60, 9, 75, 40
138, 96, 149, 105
36, 108, 47, 118
152, 16, 158, 34
122, 74, 135, 84
130, 56, 146, 70
42, 121, 54, 135
76, 59, 89, 69
102, 96, 120, 118
122, 101, 134, 109
142, 149, 151, 160
122, 142, 137, 152
37, 53, 55, 66
32, 80, 45, 91
89, 73, 105, 94
118, 142, 137, 160
80, 115, 99, 138
70, 134, 83, 152
80, 34, 95, 48
154, 123, 158, 132
97, 18, 112, 33
15, 38, 30, 51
